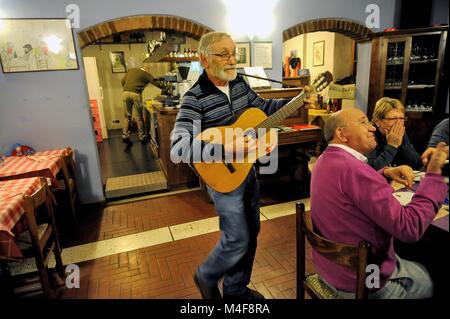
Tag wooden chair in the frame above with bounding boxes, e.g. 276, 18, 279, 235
296, 202, 372, 299
52, 147, 79, 222
14, 179, 65, 298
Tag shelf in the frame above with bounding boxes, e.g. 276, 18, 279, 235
407, 84, 435, 89
386, 58, 438, 66
159, 57, 199, 62
406, 109, 433, 112
410, 59, 438, 64
386, 61, 405, 66
384, 86, 402, 90
386, 84, 436, 90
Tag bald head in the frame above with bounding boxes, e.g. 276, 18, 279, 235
324, 108, 377, 154
323, 110, 347, 142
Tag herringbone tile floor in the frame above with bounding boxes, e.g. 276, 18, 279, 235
60, 199, 314, 299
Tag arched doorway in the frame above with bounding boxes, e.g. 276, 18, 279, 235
283, 18, 373, 42
280, 18, 374, 179
78, 15, 213, 199
78, 15, 213, 48
283, 18, 374, 109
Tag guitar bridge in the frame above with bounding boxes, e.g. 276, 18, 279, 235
224, 161, 236, 173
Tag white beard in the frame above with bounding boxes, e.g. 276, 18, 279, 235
211, 65, 237, 82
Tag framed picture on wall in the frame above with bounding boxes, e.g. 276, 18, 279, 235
0, 18, 79, 73
253, 42, 273, 69
236, 42, 251, 68
313, 41, 325, 67
109, 51, 127, 73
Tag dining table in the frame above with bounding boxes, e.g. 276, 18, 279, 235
0, 148, 70, 184
0, 177, 44, 260
392, 178, 449, 232
392, 176, 449, 298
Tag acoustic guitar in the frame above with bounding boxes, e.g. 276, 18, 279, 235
193, 71, 333, 193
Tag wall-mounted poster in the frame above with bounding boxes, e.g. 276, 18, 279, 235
236, 42, 251, 68
0, 18, 79, 73
109, 51, 126, 73
253, 42, 272, 69
313, 41, 325, 67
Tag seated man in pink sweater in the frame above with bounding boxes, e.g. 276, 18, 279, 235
310, 108, 448, 299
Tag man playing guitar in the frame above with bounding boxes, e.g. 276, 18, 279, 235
170, 31, 325, 300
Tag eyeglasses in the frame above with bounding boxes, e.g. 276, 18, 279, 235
208, 51, 241, 61
382, 117, 407, 122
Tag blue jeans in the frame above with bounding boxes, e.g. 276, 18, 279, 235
198, 167, 260, 296
323, 255, 434, 299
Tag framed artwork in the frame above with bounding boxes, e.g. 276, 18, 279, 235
0, 18, 79, 73
253, 42, 273, 69
109, 51, 126, 73
313, 41, 325, 67
236, 42, 251, 68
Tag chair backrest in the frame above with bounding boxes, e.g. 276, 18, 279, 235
60, 147, 77, 185
296, 202, 371, 299
22, 178, 57, 262
20, 178, 64, 298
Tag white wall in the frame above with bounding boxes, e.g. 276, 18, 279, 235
304, 32, 335, 86
0, 0, 397, 203
333, 33, 354, 81
355, 42, 372, 114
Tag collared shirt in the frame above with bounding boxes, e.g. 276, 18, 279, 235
328, 143, 368, 162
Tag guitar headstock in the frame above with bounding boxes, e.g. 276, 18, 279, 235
310, 71, 333, 93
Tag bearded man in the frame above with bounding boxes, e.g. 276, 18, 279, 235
170, 32, 298, 299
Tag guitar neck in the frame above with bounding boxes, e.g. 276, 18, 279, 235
255, 91, 307, 130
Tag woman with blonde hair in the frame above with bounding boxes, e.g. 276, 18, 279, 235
367, 97, 421, 170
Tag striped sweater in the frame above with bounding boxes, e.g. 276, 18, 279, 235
170, 70, 290, 164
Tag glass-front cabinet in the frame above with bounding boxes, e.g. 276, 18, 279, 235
368, 26, 448, 152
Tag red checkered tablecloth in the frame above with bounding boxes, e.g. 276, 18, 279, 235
0, 177, 43, 260
0, 152, 64, 182
0, 177, 42, 234
33, 148, 70, 157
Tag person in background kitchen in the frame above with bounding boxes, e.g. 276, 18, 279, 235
121, 66, 163, 145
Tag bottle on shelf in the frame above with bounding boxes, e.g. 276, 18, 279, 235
408, 68, 416, 85
327, 99, 332, 113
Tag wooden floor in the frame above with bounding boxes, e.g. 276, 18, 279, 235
56, 190, 314, 299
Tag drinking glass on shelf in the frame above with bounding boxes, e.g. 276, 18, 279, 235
421, 47, 429, 60
387, 45, 394, 62
411, 43, 420, 61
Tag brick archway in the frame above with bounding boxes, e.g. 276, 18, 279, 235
283, 18, 373, 42
77, 15, 214, 48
